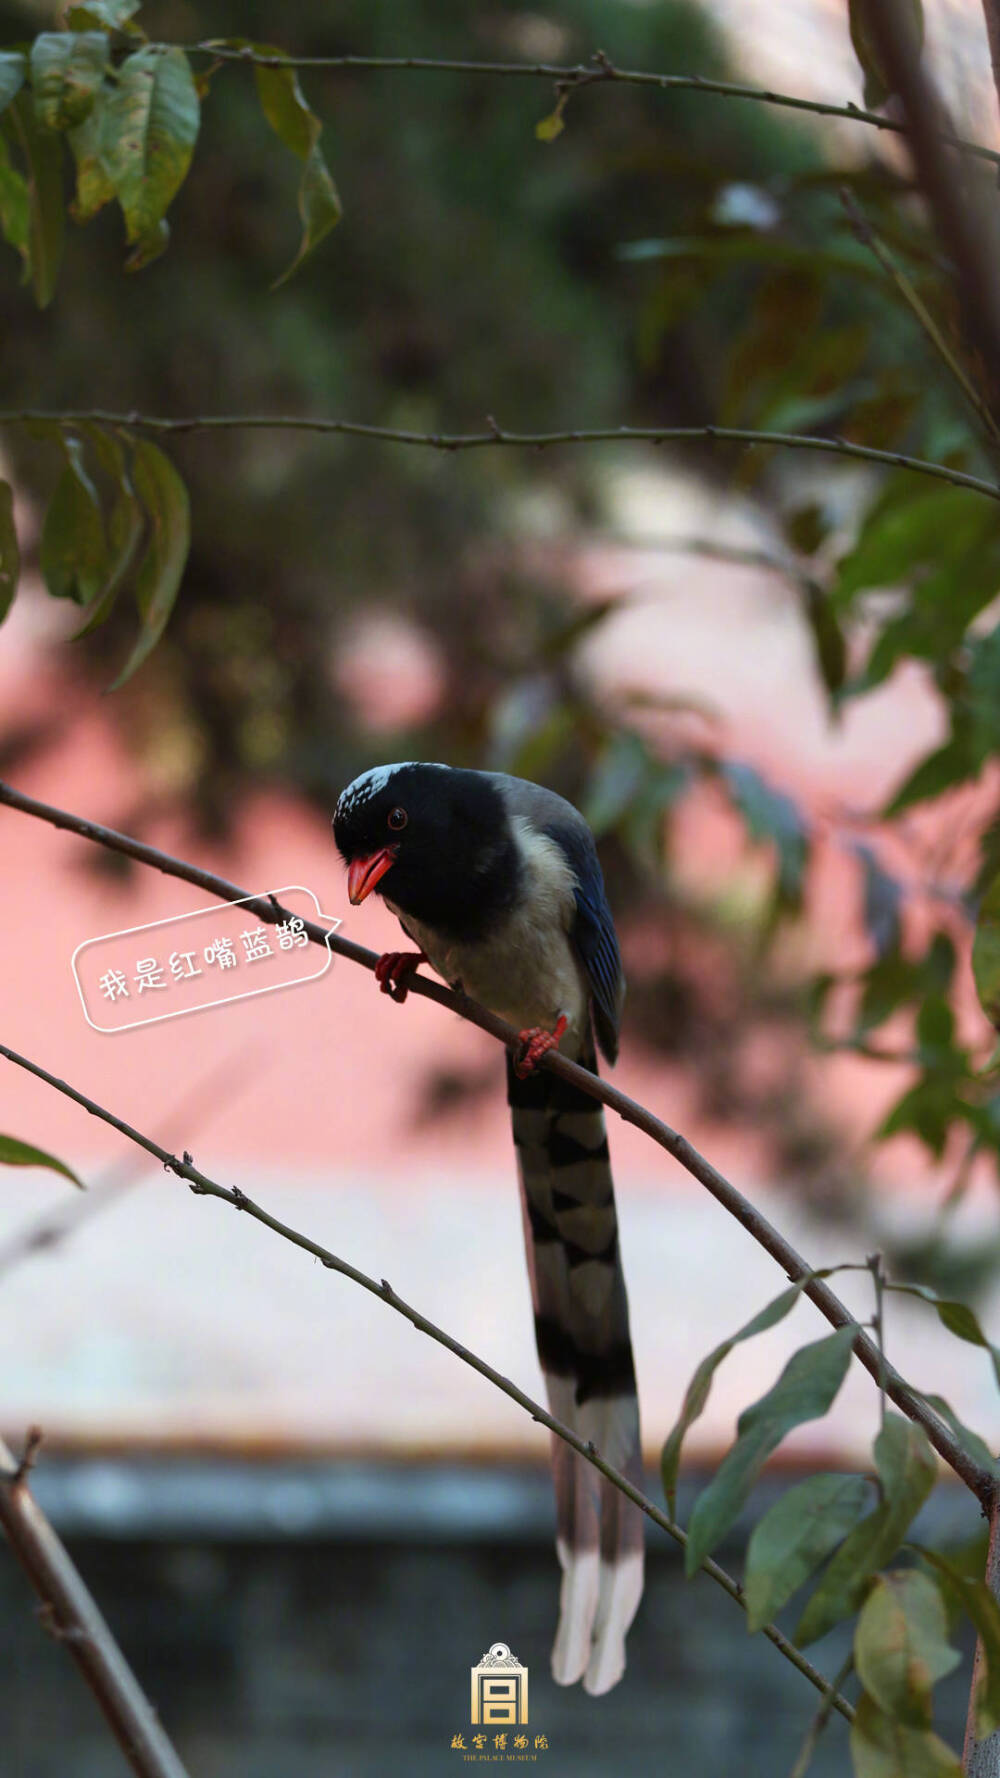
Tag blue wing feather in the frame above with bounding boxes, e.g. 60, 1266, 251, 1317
543, 822, 624, 1062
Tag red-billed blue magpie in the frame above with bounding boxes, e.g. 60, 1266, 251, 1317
332, 762, 643, 1694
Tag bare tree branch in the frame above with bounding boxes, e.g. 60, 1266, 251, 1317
0, 1434, 191, 1778
0, 411, 997, 500
185, 42, 1000, 170
0, 777, 992, 1504
963, 1488, 1000, 1776
864, 0, 1000, 423
0, 1039, 854, 1725
980, 0, 1000, 136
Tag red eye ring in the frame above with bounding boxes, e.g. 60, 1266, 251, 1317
387, 807, 408, 831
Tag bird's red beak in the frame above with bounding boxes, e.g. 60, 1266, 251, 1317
347, 847, 397, 905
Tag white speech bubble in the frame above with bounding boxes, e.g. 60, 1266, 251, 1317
71, 886, 342, 1034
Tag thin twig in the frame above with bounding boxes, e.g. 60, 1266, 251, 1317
184, 42, 1000, 169
0, 1435, 191, 1778
0, 1046, 258, 1284
0, 1039, 854, 1726
0, 777, 992, 1505
788, 1650, 855, 1778
1, 411, 998, 501
867, 1251, 888, 1438
839, 186, 1000, 450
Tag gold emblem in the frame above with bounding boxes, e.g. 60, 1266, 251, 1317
470, 1642, 529, 1726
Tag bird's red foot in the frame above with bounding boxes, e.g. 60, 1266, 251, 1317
374, 949, 427, 1003
514, 1014, 569, 1078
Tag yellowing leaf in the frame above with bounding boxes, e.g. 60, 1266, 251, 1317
65, 0, 142, 29
30, 31, 108, 131
67, 104, 114, 220
5, 91, 65, 307
0, 51, 26, 116
110, 439, 189, 686
535, 107, 565, 142
850, 1693, 960, 1778
101, 46, 199, 244
253, 47, 341, 283
855, 1571, 959, 1729
40, 435, 106, 602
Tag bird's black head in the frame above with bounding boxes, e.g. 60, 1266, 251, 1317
332, 762, 521, 939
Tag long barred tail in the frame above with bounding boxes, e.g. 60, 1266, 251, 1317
507, 1044, 644, 1696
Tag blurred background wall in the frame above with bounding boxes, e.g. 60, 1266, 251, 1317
2, 0, 1000, 1773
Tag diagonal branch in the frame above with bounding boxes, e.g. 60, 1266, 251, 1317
863, 0, 1000, 425
0, 1433, 191, 1778
0, 1039, 853, 1726
0, 412, 998, 501
187, 42, 1000, 170
0, 777, 992, 1505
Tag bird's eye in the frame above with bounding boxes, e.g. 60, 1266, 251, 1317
387, 807, 408, 831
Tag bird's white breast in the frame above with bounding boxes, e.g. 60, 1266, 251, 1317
385, 820, 589, 1048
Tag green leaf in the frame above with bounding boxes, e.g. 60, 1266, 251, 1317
110, 438, 189, 686
722, 760, 809, 903
834, 485, 989, 606
856, 845, 902, 960
685, 1325, 856, 1574
254, 49, 316, 159
124, 215, 168, 270
40, 435, 106, 602
5, 90, 65, 307
855, 1570, 959, 1729
30, 31, 108, 131
856, 935, 954, 1038
65, 1, 143, 33
661, 1278, 814, 1514
253, 47, 341, 283
796, 1415, 937, 1645
877, 1075, 964, 1160
801, 577, 847, 697
0, 1134, 83, 1189
919, 1548, 1000, 1737
850, 1692, 961, 1778
0, 479, 19, 624
0, 129, 28, 272
744, 1472, 872, 1631
582, 732, 648, 836
785, 501, 829, 556
273, 140, 341, 287
917, 1392, 997, 1479
974, 869, 1000, 1029
887, 1284, 1000, 1390
0, 51, 26, 115
67, 103, 114, 220
101, 46, 198, 243
886, 735, 982, 817
69, 425, 143, 638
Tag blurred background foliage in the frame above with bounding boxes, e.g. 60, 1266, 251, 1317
3, 0, 1000, 1285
